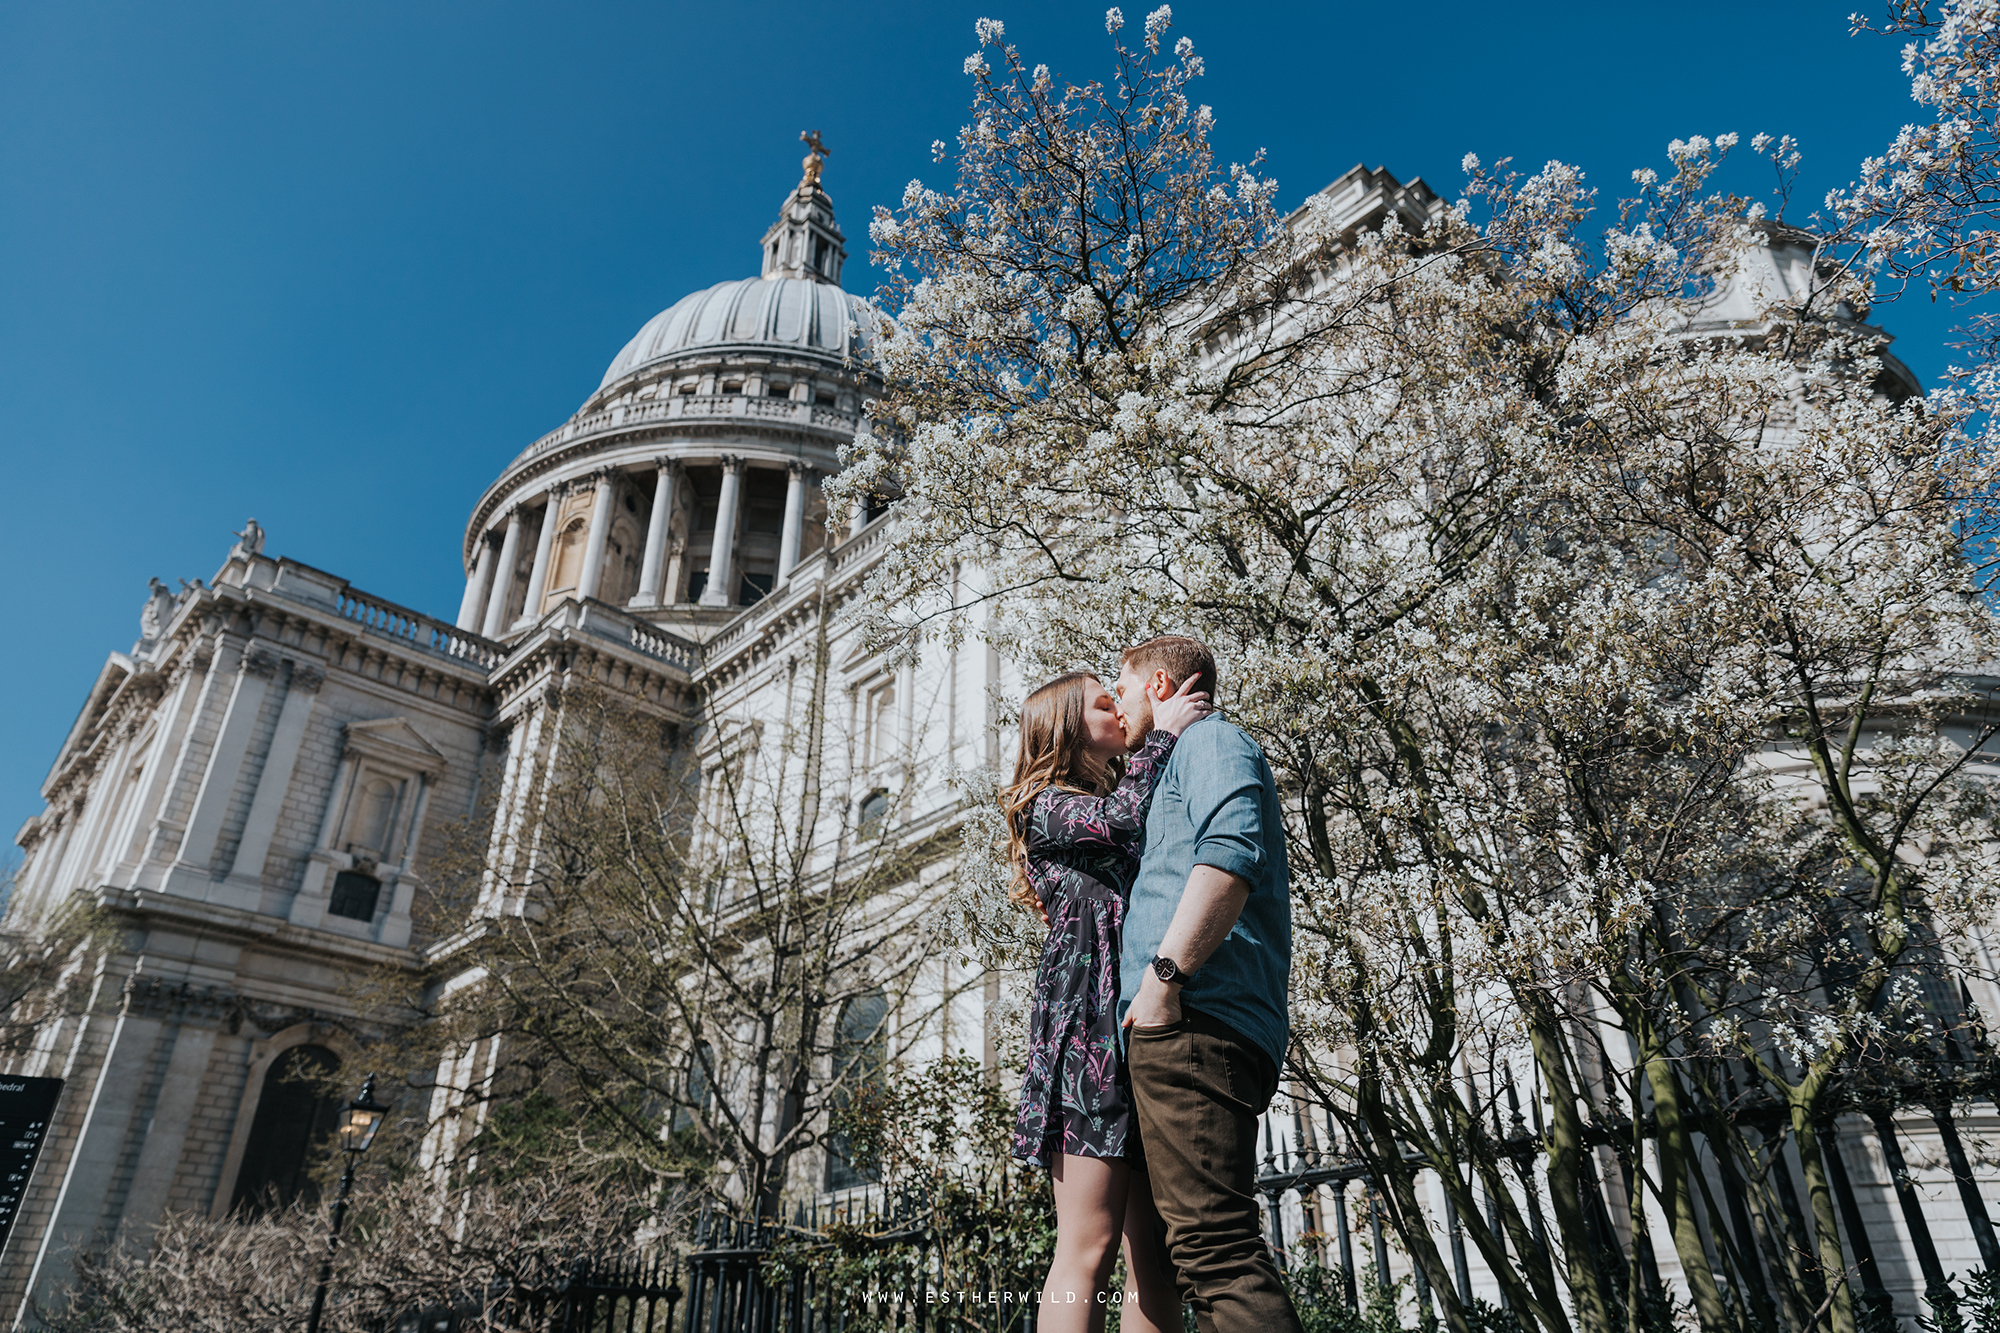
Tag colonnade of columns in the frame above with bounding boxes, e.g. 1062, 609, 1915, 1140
455, 456, 824, 636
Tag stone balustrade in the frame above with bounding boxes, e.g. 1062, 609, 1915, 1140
335, 588, 506, 668
511, 393, 861, 468
698, 511, 892, 668
827, 512, 893, 572
628, 621, 700, 668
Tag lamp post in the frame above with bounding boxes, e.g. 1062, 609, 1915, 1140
304, 1072, 390, 1333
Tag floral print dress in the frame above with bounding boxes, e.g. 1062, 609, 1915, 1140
1011, 729, 1177, 1169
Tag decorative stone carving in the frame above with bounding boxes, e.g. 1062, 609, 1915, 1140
341, 717, 448, 778
122, 975, 240, 1028
240, 648, 280, 678
291, 664, 326, 693
139, 577, 175, 642
230, 518, 265, 559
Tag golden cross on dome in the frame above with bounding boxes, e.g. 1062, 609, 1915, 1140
800, 130, 830, 187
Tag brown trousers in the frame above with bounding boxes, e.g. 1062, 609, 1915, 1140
1126, 1004, 1304, 1333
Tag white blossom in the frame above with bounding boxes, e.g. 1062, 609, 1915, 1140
851, 15, 2000, 1329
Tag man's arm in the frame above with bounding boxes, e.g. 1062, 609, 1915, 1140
1124, 863, 1249, 1028
1125, 724, 1270, 1029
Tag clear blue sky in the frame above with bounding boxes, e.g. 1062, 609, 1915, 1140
0, 0, 1959, 841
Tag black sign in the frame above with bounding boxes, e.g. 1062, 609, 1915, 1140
0, 1078, 61, 1259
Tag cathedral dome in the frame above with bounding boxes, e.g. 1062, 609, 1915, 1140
598, 276, 876, 389
461, 142, 885, 617
596, 137, 876, 393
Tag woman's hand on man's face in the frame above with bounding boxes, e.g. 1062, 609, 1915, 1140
1150, 673, 1213, 737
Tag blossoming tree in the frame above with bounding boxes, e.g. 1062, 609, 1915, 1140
839, 8, 2000, 1333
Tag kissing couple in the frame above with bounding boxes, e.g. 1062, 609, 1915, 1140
1003, 636, 1303, 1333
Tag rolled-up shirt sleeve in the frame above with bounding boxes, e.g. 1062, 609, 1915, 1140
1181, 724, 1269, 887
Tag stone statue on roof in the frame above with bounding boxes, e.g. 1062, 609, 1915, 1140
139, 577, 175, 642
231, 518, 265, 559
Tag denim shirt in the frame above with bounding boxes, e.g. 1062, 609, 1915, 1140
1116, 715, 1292, 1071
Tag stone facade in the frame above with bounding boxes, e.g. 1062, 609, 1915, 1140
0, 154, 1009, 1327
0, 552, 499, 1324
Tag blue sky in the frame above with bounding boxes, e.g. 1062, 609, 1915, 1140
0, 0, 1961, 840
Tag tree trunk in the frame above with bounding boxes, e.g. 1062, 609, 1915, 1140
1437, 1083, 1573, 1333
1637, 1035, 1731, 1332
1527, 1012, 1616, 1333
1359, 1082, 1472, 1333
1789, 1094, 1857, 1333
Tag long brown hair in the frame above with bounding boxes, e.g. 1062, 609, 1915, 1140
1000, 672, 1118, 913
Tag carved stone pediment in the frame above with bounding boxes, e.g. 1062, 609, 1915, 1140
341, 717, 447, 776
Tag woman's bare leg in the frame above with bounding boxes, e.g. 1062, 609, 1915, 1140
1041, 1154, 1132, 1333
1119, 1170, 1183, 1333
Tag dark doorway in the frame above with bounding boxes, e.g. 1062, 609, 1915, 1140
229, 1045, 343, 1215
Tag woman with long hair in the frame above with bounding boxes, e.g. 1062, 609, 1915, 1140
1004, 669, 1209, 1333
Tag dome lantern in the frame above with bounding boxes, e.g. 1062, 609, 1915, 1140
761, 130, 846, 285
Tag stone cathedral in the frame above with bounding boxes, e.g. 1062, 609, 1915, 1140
8, 140, 1995, 1332
0, 143, 1015, 1325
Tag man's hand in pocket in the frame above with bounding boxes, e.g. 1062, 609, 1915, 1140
1123, 970, 1183, 1029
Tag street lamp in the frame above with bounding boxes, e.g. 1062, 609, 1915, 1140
304, 1073, 390, 1333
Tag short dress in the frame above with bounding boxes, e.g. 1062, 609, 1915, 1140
1010, 729, 1177, 1168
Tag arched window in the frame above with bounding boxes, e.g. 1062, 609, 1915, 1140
825, 990, 887, 1190
857, 789, 889, 840
603, 516, 642, 604
548, 518, 589, 596
864, 682, 896, 768
350, 777, 396, 856
230, 1045, 343, 1215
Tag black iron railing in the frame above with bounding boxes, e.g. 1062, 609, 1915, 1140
385, 1189, 1038, 1333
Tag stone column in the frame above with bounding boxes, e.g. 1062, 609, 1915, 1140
517, 485, 563, 627
137, 640, 231, 885
699, 456, 746, 608
633, 460, 678, 606
113, 1008, 223, 1247
778, 462, 810, 582
18, 998, 172, 1318
108, 651, 209, 884
479, 508, 525, 639
164, 646, 279, 903
222, 664, 324, 897
455, 534, 497, 631
576, 470, 618, 603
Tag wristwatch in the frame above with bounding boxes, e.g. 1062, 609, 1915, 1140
1151, 955, 1188, 985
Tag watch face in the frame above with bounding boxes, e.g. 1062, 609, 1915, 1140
1153, 957, 1176, 982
